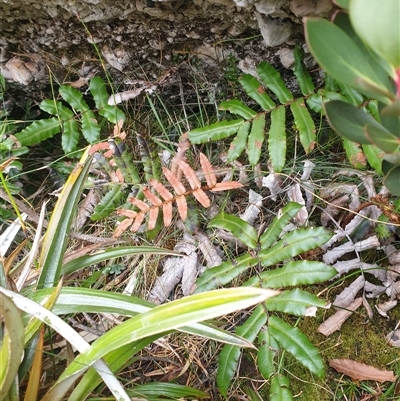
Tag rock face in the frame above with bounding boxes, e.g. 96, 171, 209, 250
0, 0, 333, 92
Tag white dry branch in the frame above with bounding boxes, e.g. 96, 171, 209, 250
318, 297, 363, 336
148, 235, 197, 304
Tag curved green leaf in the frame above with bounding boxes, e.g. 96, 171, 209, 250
259, 227, 332, 268
38, 149, 92, 289
268, 316, 325, 378
0, 293, 24, 399
362, 144, 383, 174
208, 212, 258, 249
40, 99, 74, 120
268, 106, 286, 172
14, 118, 61, 146
217, 304, 267, 397
270, 374, 293, 401
52, 288, 279, 385
61, 246, 178, 275
293, 46, 314, 96
59, 85, 100, 143
342, 137, 367, 169
89, 77, 126, 124
306, 89, 348, 114
59, 85, 89, 113
305, 18, 394, 103
61, 118, 80, 153
98, 104, 126, 125
127, 383, 207, 400
194, 253, 258, 293
227, 121, 250, 162
188, 119, 244, 144
260, 260, 337, 288
259, 202, 303, 250
290, 98, 316, 154
0, 287, 130, 401
219, 100, 257, 119
265, 289, 329, 316
338, 82, 364, 106
238, 74, 275, 111
69, 339, 157, 401
40, 100, 80, 153
257, 61, 294, 104
257, 327, 277, 380
91, 184, 125, 221
89, 76, 109, 109
247, 114, 266, 166
81, 110, 100, 143
29, 287, 252, 347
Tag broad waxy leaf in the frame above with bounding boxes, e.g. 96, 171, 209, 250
268, 316, 325, 378
324, 100, 400, 151
219, 99, 257, 119
333, 11, 394, 84
293, 46, 314, 96
217, 304, 268, 397
259, 202, 303, 250
290, 98, 316, 154
208, 212, 258, 249
52, 288, 279, 384
268, 106, 286, 172
270, 374, 293, 401
265, 288, 329, 316
194, 253, 258, 292
0, 293, 24, 400
350, 0, 400, 68
38, 148, 92, 289
365, 123, 400, 154
98, 104, 126, 124
238, 74, 275, 111
382, 163, 400, 196
14, 118, 61, 147
188, 119, 244, 144
227, 121, 250, 162
257, 61, 294, 104
305, 18, 394, 103
260, 260, 337, 288
247, 114, 266, 166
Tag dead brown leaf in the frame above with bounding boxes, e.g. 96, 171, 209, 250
329, 359, 396, 383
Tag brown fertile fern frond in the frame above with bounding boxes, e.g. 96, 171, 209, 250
113, 153, 243, 237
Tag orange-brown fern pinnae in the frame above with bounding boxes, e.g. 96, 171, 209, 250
113, 153, 243, 237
